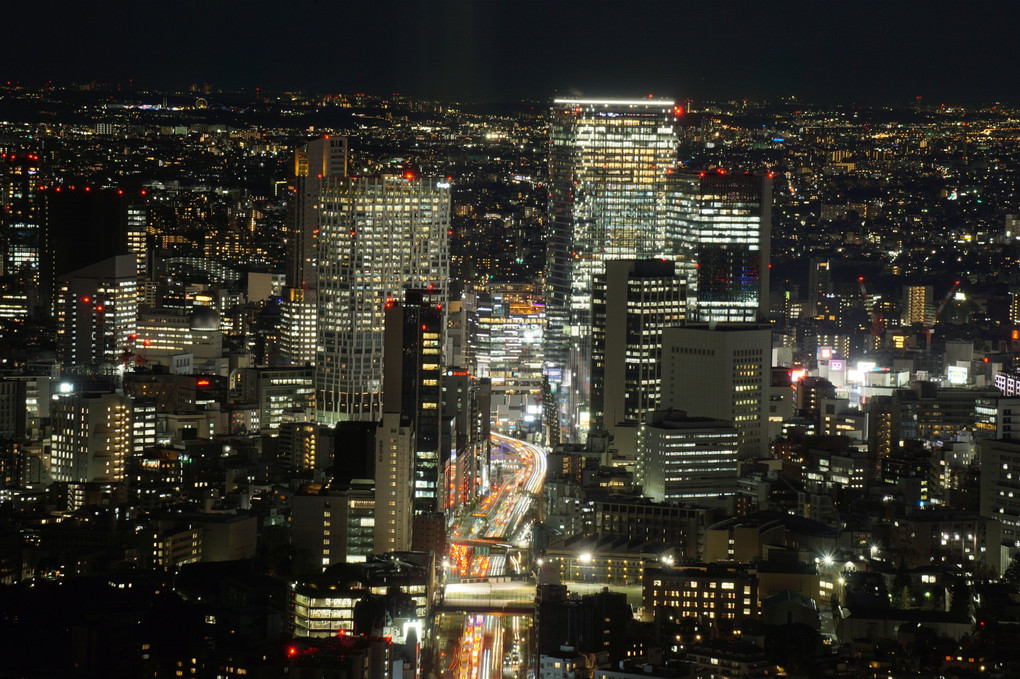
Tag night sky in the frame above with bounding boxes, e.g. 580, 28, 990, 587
3, 0, 1018, 104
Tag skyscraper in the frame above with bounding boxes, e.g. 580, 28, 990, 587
902, 284, 933, 325
660, 324, 771, 459
384, 289, 444, 515
546, 99, 680, 440
288, 136, 349, 291
54, 254, 138, 367
675, 171, 772, 323
280, 136, 348, 366
473, 282, 545, 436
590, 259, 686, 438
50, 391, 131, 483
41, 186, 148, 313
314, 174, 450, 423
0, 149, 44, 283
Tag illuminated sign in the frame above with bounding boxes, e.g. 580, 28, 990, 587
790, 369, 807, 383
829, 360, 845, 371
818, 347, 833, 360
947, 366, 968, 385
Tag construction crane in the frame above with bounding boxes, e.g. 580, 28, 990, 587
924, 280, 961, 351
858, 277, 885, 351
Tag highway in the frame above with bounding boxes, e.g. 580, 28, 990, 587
437, 433, 545, 679
447, 433, 546, 579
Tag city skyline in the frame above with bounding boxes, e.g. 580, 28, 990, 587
2, 79, 1020, 677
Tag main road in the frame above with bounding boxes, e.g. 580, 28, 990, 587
436, 433, 546, 679
447, 433, 546, 579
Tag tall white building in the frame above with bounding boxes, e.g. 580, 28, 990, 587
54, 254, 138, 367
50, 392, 131, 483
660, 324, 771, 459
546, 98, 680, 441
314, 175, 450, 423
374, 412, 414, 554
638, 409, 739, 506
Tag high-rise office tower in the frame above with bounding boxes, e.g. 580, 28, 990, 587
0, 149, 44, 282
660, 324, 771, 459
675, 171, 772, 323
902, 284, 933, 325
374, 411, 414, 554
54, 255, 138, 367
546, 99, 679, 440
384, 289, 444, 515
288, 136, 348, 290
807, 257, 833, 319
638, 409, 739, 506
314, 174, 450, 423
41, 187, 148, 310
590, 259, 686, 438
442, 369, 491, 510
50, 391, 131, 483
474, 282, 546, 436
280, 136, 348, 366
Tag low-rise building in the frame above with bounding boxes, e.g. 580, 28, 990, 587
642, 564, 759, 624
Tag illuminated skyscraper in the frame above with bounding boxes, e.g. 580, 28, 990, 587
384, 289, 444, 515
546, 99, 680, 440
50, 391, 131, 483
591, 259, 686, 438
54, 254, 138, 367
314, 175, 450, 423
280, 137, 348, 366
902, 284, 933, 325
474, 282, 545, 436
287, 136, 348, 291
41, 186, 148, 313
660, 324, 771, 460
675, 171, 772, 323
0, 149, 44, 282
